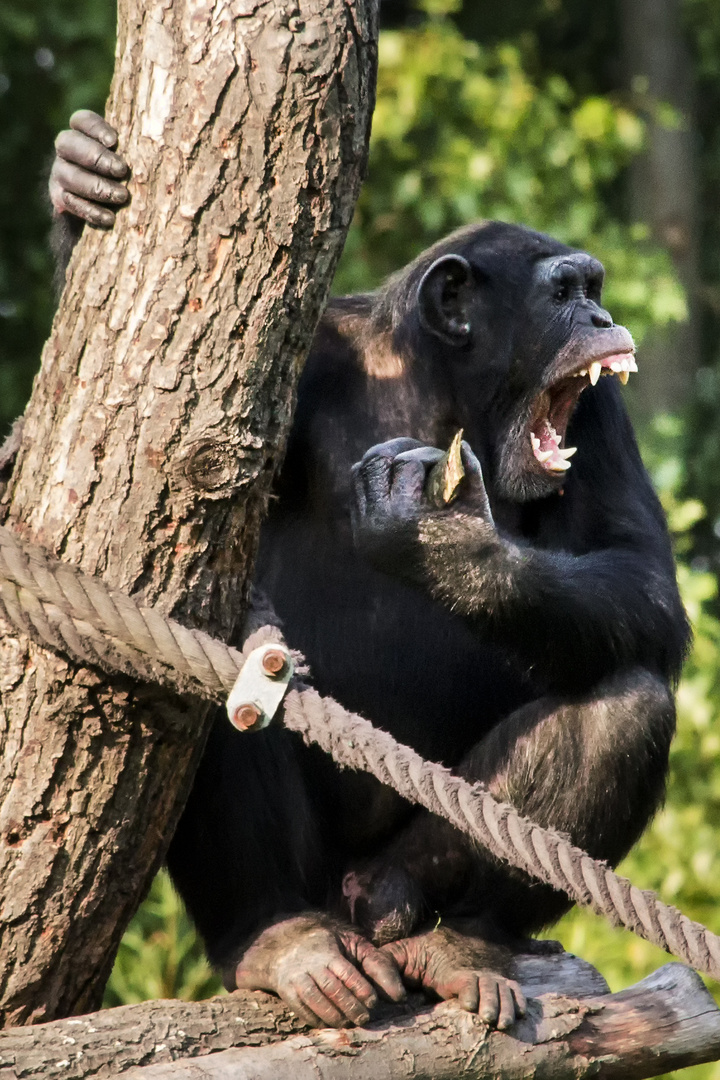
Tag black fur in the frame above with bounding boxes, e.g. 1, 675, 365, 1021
165, 222, 689, 964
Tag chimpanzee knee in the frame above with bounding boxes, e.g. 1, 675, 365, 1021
345, 668, 675, 943
465, 667, 675, 863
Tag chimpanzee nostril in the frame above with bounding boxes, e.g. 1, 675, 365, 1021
591, 308, 613, 329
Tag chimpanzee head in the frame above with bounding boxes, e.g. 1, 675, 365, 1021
391, 222, 636, 503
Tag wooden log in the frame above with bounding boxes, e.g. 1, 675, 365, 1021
1, 954, 718, 1080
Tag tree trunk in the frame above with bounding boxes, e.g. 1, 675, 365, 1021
2, 958, 720, 1080
619, 0, 700, 420
0, 0, 377, 1027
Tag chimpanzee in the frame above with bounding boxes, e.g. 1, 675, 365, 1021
48, 111, 689, 1031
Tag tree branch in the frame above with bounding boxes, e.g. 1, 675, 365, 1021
2, 956, 719, 1080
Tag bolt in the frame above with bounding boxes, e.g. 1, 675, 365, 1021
233, 704, 262, 731
262, 648, 287, 677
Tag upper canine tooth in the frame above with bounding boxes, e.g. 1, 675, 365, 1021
589, 361, 602, 386
619, 370, 629, 385
559, 446, 577, 458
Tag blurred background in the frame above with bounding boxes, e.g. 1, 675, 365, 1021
2, 0, 720, 1073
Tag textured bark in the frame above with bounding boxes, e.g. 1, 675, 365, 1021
2, 959, 720, 1080
620, 0, 700, 418
0, 0, 377, 1026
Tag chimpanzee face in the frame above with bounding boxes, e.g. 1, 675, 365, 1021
415, 224, 636, 502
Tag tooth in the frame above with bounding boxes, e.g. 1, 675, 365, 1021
559, 446, 577, 458
619, 370, 629, 385
610, 361, 622, 372
548, 460, 572, 472
536, 450, 553, 463
628, 356, 638, 372
589, 361, 601, 386
578, 369, 588, 377
531, 435, 540, 450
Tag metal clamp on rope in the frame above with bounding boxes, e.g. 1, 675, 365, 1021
226, 643, 294, 732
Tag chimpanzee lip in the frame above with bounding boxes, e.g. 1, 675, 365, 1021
527, 348, 637, 475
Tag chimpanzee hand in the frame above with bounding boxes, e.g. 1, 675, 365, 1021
350, 437, 494, 578
49, 110, 129, 227
233, 915, 406, 1028
382, 925, 526, 1030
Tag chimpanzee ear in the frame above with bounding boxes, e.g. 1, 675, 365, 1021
418, 254, 473, 346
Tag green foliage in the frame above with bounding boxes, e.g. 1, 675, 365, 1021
104, 869, 222, 1007
334, 12, 685, 344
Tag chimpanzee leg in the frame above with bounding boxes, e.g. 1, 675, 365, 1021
167, 708, 329, 976
343, 667, 675, 943
168, 710, 407, 1028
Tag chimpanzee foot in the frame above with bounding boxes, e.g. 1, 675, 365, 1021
382, 925, 526, 1030
232, 915, 406, 1028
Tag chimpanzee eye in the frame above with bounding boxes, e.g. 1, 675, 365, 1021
554, 285, 569, 303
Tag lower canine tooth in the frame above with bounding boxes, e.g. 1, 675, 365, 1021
536, 450, 553, 463
589, 361, 602, 386
619, 370, 629, 385
549, 460, 572, 472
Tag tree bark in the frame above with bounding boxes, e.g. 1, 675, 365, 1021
0, 0, 377, 1027
619, 0, 700, 419
2, 958, 720, 1080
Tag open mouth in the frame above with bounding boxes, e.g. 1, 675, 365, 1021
529, 351, 638, 473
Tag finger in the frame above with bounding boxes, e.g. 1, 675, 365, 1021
292, 974, 346, 1028
496, 981, 517, 1031
456, 975, 480, 1012
356, 439, 428, 508
51, 158, 129, 209
391, 447, 444, 512
55, 129, 128, 179
361, 438, 426, 462
356, 453, 393, 509
51, 187, 117, 228
477, 974, 500, 1026
350, 462, 367, 518
389, 456, 426, 515
358, 946, 407, 1002
317, 964, 372, 1024
69, 109, 120, 149
459, 440, 493, 520
282, 983, 325, 1028
510, 980, 527, 1017
328, 956, 377, 1009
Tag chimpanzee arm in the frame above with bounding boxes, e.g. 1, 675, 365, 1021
351, 440, 688, 693
418, 512, 685, 690
49, 110, 129, 281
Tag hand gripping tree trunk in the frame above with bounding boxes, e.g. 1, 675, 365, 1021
0, 0, 377, 1027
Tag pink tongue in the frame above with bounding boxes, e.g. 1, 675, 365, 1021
532, 420, 567, 469
536, 420, 557, 451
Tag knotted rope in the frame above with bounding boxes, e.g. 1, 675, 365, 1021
1, 522, 718, 980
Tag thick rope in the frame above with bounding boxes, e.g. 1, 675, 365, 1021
0, 522, 719, 980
